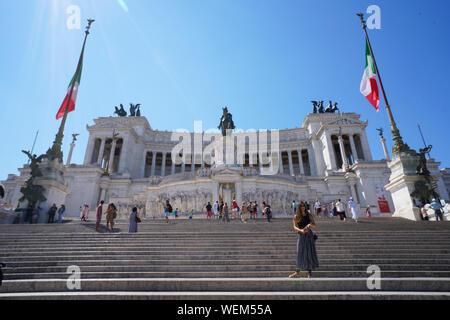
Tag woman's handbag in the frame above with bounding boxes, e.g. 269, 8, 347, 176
313, 233, 318, 241
135, 216, 141, 223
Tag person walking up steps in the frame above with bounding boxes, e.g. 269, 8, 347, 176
222, 203, 230, 222
289, 202, 319, 278
336, 199, 346, 221
128, 207, 139, 233
95, 200, 104, 232
348, 197, 359, 223
164, 200, 172, 223
241, 202, 248, 223
57, 205, 65, 223
213, 201, 219, 219
206, 202, 212, 219
47, 204, 57, 223
105, 203, 117, 232
80, 203, 89, 221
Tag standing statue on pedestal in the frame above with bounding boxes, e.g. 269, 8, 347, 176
416, 145, 432, 176
218, 107, 235, 136
19, 151, 47, 204
411, 145, 439, 204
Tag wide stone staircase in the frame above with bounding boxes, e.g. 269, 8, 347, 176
0, 216, 450, 299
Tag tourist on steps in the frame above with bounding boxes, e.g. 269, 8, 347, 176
420, 205, 429, 221
213, 201, 219, 219
80, 203, 89, 221
47, 204, 57, 223
164, 200, 172, 223
241, 202, 248, 223
105, 203, 117, 232
222, 203, 230, 222
289, 202, 319, 278
335, 199, 346, 221
128, 207, 139, 233
430, 199, 444, 221
348, 197, 359, 223
57, 204, 65, 223
206, 202, 212, 219
95, 200, 104, 231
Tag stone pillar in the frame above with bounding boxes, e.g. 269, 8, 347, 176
213, 183, 219, 202
361, 131, 373, 161
349, 135, 359, 163
380, 136, 391, 161
279, 151, 284, 174
118, 135, 129, 173
287, 151, 294, 176
108, 139, 117, 173
384, 153, 422, 221
181, 153, 186, 173
325, 134, 337, 170
349, 183, 358, 201
235, 182, 243, 206
191, 154, 195, 172
338, 135, 348, 171
307, 146, 317, 176
83, 136, 95, 165
171, 157, 176, 175
310, 138, 322, 175
66, 143, 75, 167
161, 153, 167, 177
297, 149, 304, 175
141, 151, 147, 178
97, 138, 106, 166
100, 188, 106, 202
150, 151, 157, 176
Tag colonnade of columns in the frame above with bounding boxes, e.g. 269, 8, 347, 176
331, 133, 367, 171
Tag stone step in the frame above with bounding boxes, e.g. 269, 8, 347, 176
4, 257, 450, 266
5, 270, 450, 280
3, 248, 450, 257
2, 291, 450, 300
5, 263, 450, 274
2, 277, 450, 293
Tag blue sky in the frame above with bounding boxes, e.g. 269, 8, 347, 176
1, 0, 449, 181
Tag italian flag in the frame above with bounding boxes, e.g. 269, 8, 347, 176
360, 39, 380, 112
56, 53, 84, 120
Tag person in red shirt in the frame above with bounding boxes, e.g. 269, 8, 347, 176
95, 200, 104, 232
232, 200, 238, 219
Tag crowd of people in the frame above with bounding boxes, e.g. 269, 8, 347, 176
419, 198, 446, 221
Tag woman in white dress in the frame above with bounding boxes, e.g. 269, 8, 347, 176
348, 197, 359, 223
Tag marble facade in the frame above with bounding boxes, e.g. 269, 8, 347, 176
2, 112, 449, 219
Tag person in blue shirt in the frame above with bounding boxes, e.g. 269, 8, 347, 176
57, 205, 65, 223
292, 201, 298, 216
430, 199, 444, 221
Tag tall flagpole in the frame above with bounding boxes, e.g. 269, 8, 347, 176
47, 19, 95, 161
357, 13, 412, 156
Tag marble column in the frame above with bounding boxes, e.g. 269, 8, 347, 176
66, 142, 75, 167
350, 183, 358, 201
97, 138, 106, 166
361, 131, 373, 161
141, 151, 147, 178
171, 157, 176, 175
326, 134, 337, 170
161, 153, 167, 176
297, 149, 304, 175
181, 153, 186, 173
310, 138, 323, 175
287, 151, 294, 176
150, 151, 157, 176
380, 136, 390, 161
191, 154, 195, 172
83, 136, 95, 165
279, 151, 284, 174
118, 135, 129, 173
108, 139, 117, 173
338, 135, 348, 171
349, 135, 359, 163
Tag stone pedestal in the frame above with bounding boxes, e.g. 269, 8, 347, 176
384, 153, 422, 221
34, 159, 70, 223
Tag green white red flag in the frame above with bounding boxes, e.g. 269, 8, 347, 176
56, 53, 84, 120
360, 39, 380, 112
